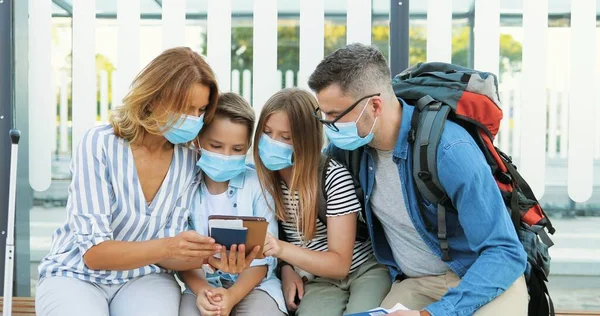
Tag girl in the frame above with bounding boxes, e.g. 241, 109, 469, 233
255, 88, 391, 315
180, 93, 286, 316
36, 47, 222, 316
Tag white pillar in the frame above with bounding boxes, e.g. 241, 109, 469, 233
285, 70, 295, 88
59, 71, 69, 154
207, 0, 232, 91
298, 0, 324, 89
100, 71, 109, 123
347, 0, 372, 45
559, 90, 569, 159
162, 0, 186, 50
252, 0, 278, 113
568, 0, 596, 202
499, 89, 511, 154
28, 0, 53, 191
511, 86, 522, 158
115, 0, 140, 113
71, 0, 97, 154
242, 69, 252, 104
426, 0, 452, 63
519, 0, 548, 198
473, 0, 500, 75
231, 69, 241, 94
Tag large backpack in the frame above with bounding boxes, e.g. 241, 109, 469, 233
392, 62, 556, 316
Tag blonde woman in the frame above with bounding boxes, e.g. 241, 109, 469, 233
36, 47, 222, 316
255, 88, 391, 316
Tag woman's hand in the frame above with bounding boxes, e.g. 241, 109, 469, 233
262, 233, 283, 258
281, 265, 304, 312
166, 231, 221, 261
207, 244, 261, 275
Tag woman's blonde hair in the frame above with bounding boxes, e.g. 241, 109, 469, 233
253, 88, 323, 241
201, 93, 255, 146
111, 47, 219, 145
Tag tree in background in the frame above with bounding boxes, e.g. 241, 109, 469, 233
61, 53, 116, 121
95, 54, 116, 110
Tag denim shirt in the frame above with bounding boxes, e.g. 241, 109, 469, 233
326, 100, 526, 316
186, 166, 287, 315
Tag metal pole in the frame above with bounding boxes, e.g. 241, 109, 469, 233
3, 130, 20, 316
0, 0, 14, 297
13, 0, 33, 296
390, 0, 410, 76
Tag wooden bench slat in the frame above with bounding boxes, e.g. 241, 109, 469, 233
0, 297, 36, 315
0, 297, 598, 315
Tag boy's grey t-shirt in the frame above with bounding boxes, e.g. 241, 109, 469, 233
369, 148, 448, 278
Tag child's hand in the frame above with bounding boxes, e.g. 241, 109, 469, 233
281, 265, 304, 311
208, 244, 261, 275
196, 288, 221, 316
206, 288, 234, 316
263, 233, 283, 258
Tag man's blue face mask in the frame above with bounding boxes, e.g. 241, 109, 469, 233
321, 97, 378, 151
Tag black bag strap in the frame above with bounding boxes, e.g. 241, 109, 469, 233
528, 264, 555, 316
318, 154, 369, 242
317, 155, 331, 226
276, 221, 291, 278
504, 158, 556, 236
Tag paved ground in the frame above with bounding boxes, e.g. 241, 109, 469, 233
26, 206, 600, 311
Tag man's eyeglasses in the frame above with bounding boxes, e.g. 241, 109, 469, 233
312, 93, 380, 132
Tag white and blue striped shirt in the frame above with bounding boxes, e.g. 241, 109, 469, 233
38, 125, 200, 284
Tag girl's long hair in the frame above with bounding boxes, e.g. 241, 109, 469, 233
253, 88, 323, 241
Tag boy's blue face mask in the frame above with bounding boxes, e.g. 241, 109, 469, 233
163, 113, 205, 144
196, 148, 246, 182
324, 98, 377, 151
258, 134, 294, 171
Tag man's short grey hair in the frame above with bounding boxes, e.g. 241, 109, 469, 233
308, 43, 393, 99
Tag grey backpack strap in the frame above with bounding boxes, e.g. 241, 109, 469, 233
410, 95, 453, 261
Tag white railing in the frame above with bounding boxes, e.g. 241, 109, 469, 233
29, 0, 599, 204
53, 68, 599, 162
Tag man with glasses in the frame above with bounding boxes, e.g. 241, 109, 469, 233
308, 43, 528, 316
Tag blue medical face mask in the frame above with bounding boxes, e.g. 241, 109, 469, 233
196, 148, 246, 182
258, 134, 294, 171
324, 98, 378, 150
163, 113, 205, 144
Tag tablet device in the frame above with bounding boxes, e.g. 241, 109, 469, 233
208, 215, 269, 259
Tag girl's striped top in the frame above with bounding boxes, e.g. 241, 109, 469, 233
280, 159, 373, 274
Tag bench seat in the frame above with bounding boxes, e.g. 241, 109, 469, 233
0, 297, 598, 315
0, 297, 35, 315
